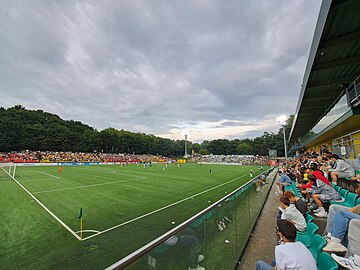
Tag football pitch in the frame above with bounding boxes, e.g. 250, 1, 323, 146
0, 163, 268, 269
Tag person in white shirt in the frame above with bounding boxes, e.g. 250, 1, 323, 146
256, 219, 317, 270
279, 196, 307, 232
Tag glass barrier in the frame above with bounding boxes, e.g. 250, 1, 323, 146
107, 168, 277, 270
311, 94, 349, 134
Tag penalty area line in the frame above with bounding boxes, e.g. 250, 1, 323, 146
82, 171, 254, 241
0, 166, 81, 240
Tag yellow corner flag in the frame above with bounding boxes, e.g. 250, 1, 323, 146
79, 208, 83, 240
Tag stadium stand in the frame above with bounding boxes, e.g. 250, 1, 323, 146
189, 154, 268, 165
263, 151, 360, 269
0, 151, 172, 164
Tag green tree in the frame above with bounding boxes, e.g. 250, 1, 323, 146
199, 148, 209, 155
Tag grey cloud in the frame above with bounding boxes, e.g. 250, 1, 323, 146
0, 0, 322, 141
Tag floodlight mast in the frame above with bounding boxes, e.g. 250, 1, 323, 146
183, 129, 189, 158
277, 115, 288, 159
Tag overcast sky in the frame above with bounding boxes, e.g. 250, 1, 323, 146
0, 0, 322, 142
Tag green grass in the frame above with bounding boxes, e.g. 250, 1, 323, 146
0, 163, 268, 269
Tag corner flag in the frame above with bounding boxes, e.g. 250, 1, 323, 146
79, 208, 83, 219
79, 208, 83, 240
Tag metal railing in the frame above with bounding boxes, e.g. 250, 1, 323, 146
346, 75, 360, 108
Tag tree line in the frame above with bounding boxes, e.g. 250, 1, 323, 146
0, 105, 293, 157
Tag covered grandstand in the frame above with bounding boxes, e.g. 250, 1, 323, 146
289, 0, 360, 165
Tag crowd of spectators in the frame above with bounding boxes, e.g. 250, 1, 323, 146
0, 151, 171, 164
189, 154, 269, 165
0, 151, 269, 165
256, 147, 360, 269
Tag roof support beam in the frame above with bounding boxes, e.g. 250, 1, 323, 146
318, 31, 360, 49
304, 92, 339, 99
312, 56, 360, 71
307, 75, 357, 88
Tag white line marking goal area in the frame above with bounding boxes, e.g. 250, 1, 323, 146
2, 165, 260, 241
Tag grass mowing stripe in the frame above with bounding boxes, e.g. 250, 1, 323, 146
32, 176, 148, 194
0, 166, 81, 240
81, 170, 254, 241
38, 171, 61, 179
79, 165, 151, 177
20, 178, 61, 182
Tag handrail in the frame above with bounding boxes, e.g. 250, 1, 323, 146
105, 167, 275, 270
346, 74, 360, 107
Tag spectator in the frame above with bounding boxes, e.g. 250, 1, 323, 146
329, 154, 355, 184
350, 174, 360, 182
324, 187, 360, 236
323, 205, 360, 253
278, 196, 307, 232
320, 144, 329, 155
324, 204, 353, 237
309, 163, 331, 186
255, 219, 316, 270
276, 170, 292, 195
331, 219, 360, 270
283, 191, 308, 217
306, 174, 341, 218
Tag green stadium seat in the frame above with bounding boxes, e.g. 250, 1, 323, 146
331, 190, 354, 206
296, 222, 319, 247
317, 252, 338, 270
283, 182, 301, 197
291, 182, 301, 197
305, 213, 314, 224
330, 188, 349, 204
309, 234, 326, 261
339, 188, 349, 198
335, 192, 358, 207
333, 185, 342, 192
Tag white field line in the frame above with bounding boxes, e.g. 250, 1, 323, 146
0, 166, 81, 240
82, 171, 257, 241
33, 177, 147, 194
75, 229, 100, 233
38, 171, 60, 179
